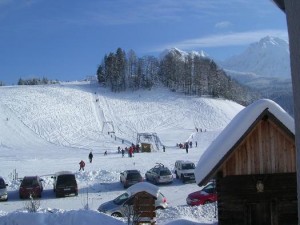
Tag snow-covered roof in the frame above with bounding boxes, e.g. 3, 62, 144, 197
127, 182, 159, 198
195, 99, 295, 186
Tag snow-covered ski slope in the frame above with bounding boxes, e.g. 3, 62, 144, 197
0, 82, 243, 153
0, 82, 244, 225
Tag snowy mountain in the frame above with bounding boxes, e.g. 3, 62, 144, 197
219, 36, 293, 116
160, 48, 209, 60
220, 36, 290, 78
0, 82, 243, 225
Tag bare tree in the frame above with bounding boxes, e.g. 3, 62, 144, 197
24, 194, 41, 213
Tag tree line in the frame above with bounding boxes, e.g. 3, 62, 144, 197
97, 48, 159, 92
97, 48, 258, 105
0, 78, 59, 86
17, 77, 58, 85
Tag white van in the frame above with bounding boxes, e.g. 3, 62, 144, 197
174, 160, 195, 183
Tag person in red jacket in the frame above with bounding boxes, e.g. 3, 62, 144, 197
79, 160, 85, 171
128, 147, 133, 157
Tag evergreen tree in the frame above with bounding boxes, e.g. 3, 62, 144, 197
97, 64, 105, 84
18, 78, 25, 85
127, 49, 137, 89
115, 48, 127, 91
42, 77, 48, 84
105, 52, 117, 91
159, 52, 179, 90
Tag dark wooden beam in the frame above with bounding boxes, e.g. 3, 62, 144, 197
277, 0, 300, 221
273, 0, 285, 11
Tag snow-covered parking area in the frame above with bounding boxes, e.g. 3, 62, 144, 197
0, 147, 218, 225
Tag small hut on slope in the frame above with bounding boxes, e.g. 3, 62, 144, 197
195, 99, 297, 225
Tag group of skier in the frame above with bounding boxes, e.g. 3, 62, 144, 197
79, 144, 138, 171
79, 138, 196, 170
117, 143, 141, 158
177, 140, 198, 153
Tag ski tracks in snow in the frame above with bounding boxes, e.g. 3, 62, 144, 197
0, 84, 243, 151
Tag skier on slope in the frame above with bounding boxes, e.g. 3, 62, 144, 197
79, 160, 85, 171
88, 151, 93, 163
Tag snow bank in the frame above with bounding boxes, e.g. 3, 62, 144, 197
0, 209, 125, 225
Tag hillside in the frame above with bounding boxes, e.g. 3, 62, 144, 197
0, 82, 243, 153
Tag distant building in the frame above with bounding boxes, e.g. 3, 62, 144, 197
85, 75, 98, 83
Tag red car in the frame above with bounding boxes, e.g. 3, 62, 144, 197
186, 182, 217, 206
19, 176, 44, 199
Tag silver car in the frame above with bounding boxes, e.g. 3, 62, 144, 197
120, 170, 143, 188
97, 183, 168, 217
0, 177, 8, 201
145, 163, 173, 184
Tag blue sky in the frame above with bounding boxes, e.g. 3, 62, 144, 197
0, 0, 288, 85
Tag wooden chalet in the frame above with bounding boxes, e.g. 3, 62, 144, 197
126, 182, 158, 225
195, 99, 297, 225
131, 191, 156, 225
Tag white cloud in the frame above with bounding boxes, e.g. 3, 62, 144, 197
215, 21, 232, 29
82, 0, 254, 26
155, 29, 288, 51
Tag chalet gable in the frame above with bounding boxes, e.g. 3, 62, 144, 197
195, 99, 295, 186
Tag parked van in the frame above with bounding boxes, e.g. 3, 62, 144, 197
174, 160, 195, 183
52, 171, 78, 198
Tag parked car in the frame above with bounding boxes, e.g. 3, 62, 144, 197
186, 181, 217, 206
0, 177, 8, 201
120, 170, 143, 188
145, 163, 173, 184
19, 176, 43, 199
174, 160, 195, 183
51, 171, 78, 198
98, 182, 167, 217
